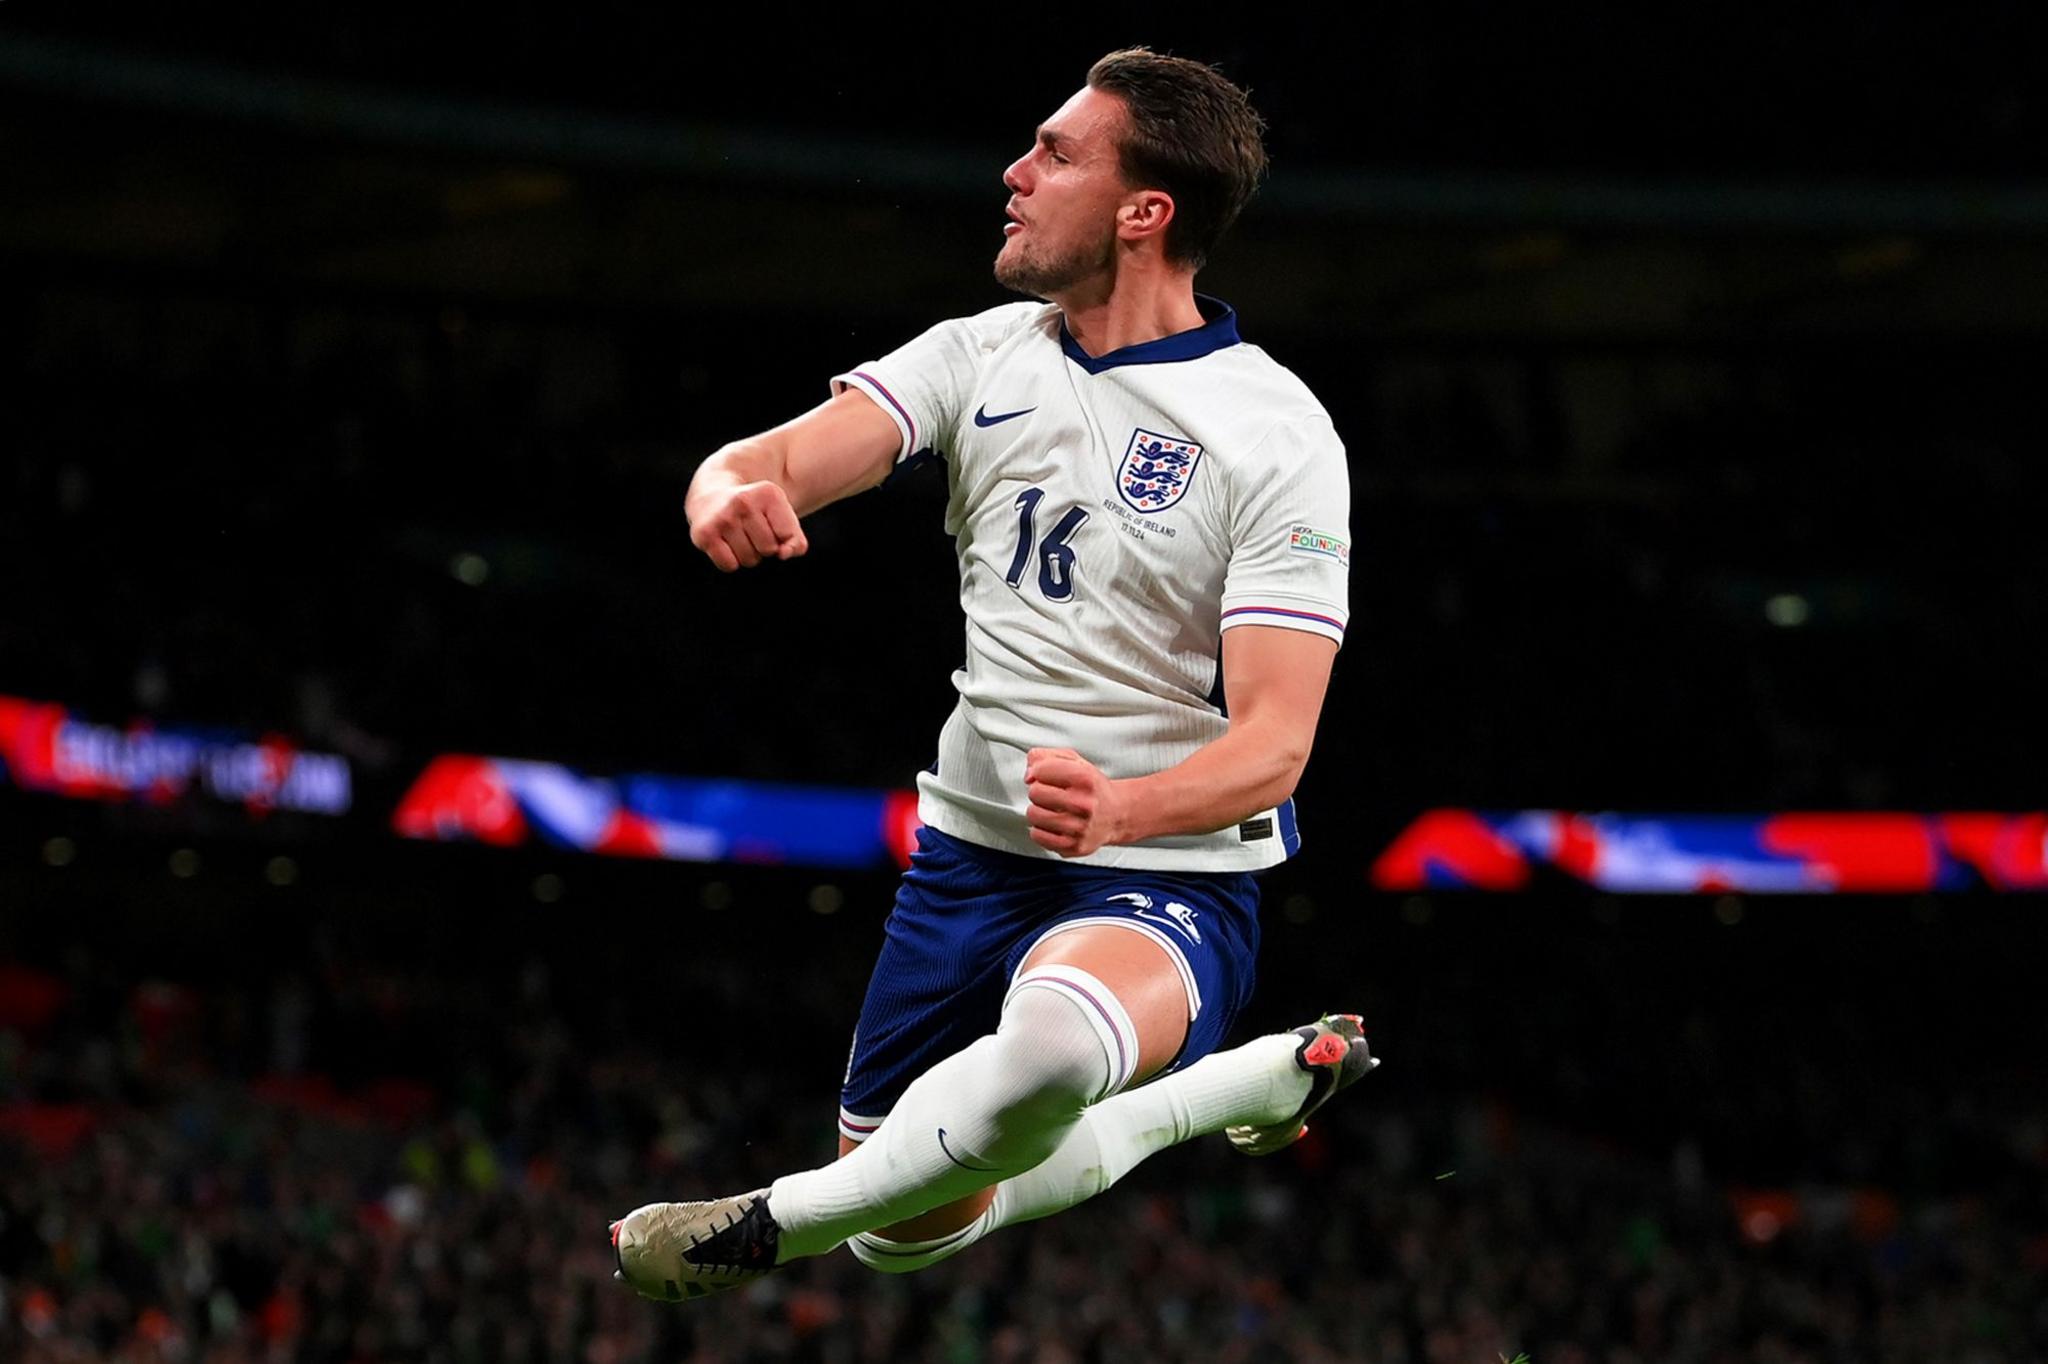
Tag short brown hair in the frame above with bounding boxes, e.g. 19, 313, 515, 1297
1086, 47, 1269, 271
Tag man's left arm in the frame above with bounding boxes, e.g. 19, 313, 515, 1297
1023, 624, 1337, 857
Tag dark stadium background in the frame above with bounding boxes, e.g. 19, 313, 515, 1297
3, 8, 2044, 1362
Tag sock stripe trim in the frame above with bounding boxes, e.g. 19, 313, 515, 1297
1007, 965, 1140, 1097
850, 1224, 977, 1257
845, 1210, 998, 1273
1055, 976, 1128, 1090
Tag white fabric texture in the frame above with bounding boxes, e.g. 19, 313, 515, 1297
845, 1215, 993, 1274
1002, 963, 1142, 1096
830, 300, 1349, 871
994, 1030, 1307, 1223
769, 971, 1127, 1262
849, 1030, 1312, 1272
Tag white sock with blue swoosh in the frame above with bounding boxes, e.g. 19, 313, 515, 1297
827, 1030, 1312, 1273
989, 1031, 1309, 1226
769, 967, 1133, 1262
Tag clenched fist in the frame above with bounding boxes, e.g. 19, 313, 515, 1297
687, 480, 810, 572
1024, 747, 1130, 858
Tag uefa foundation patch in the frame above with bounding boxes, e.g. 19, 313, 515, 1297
1286, 525, 1350, 567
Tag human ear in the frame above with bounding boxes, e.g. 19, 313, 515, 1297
1118, 190, 1176, 242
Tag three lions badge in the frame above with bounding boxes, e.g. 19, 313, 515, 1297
1116, 429, 1203, 513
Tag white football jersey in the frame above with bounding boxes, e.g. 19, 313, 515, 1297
832, 297, 1349, 871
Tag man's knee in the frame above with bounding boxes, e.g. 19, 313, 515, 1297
870, 1187, 996, 1244
1015, 924, 1192, 1085
847, 1231, 949, 1274
848, 1193, 999, 1274
843, 1228, 925, 1269
998, 964, 1142, 1110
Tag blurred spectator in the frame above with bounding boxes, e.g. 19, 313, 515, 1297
1, 935, 2042, 1363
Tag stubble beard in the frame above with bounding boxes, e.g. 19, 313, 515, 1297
994, 225, 1116, 299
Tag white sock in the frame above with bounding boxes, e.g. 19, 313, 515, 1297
996, 1031, 1308, 1223
845, 1211, 994, 1273
847, 1030, 1311, 1273
769, 965, 1139, 1262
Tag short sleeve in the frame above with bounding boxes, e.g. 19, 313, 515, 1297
831, 308, 1024, 464
1219, 416, 1351, 647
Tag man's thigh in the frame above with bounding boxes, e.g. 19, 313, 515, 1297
1008, 866, 1262, 1081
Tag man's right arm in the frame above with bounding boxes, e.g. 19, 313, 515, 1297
685, 388, 905, 573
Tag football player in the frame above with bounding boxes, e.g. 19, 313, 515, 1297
614, 46, 1374, 1299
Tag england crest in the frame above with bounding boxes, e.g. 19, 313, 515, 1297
1116, 428, 1203, 513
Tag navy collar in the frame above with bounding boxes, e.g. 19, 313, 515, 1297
1058, 295, 1240, 374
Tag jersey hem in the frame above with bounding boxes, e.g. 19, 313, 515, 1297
916, 790, 1291, 873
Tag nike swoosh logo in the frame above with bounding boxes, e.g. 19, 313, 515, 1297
973, 404, 1036, 428
1133, 906, 1201, 945
937, 1128, 1001, 1172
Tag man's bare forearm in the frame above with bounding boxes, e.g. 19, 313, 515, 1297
1024, 717, 1312, 858
1111, 720, 1309, 843
687, 391, 902, 530
686, 439, 783, 517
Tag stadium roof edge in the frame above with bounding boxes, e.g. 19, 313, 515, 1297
7, 34, 2048, 236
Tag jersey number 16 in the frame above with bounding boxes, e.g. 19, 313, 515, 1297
1003, 487, 1089, 603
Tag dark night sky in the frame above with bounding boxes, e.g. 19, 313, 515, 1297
7, 4, 2044, 179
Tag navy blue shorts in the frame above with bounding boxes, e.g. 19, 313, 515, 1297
837, 826, 1262, 1143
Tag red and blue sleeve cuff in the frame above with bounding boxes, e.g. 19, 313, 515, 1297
833, 369, 918, 462
1220, 604, 1347, 645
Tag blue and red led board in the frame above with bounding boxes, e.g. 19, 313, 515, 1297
11, 689, 2042, 889
392, 753, 921, 870
0, 693, 350, 817
1370, 809, 2048, 893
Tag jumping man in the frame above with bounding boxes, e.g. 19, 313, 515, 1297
613, 47, 1375, 1299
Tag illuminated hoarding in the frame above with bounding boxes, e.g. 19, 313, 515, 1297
393, 753, 920, 870
0, 693, 350, 816
1371, 809, 2048, 893
11, 687, 2040, 892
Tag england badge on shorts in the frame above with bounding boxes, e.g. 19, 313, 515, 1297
1116, 429, 1203, 513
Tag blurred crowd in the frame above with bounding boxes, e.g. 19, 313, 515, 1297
2, 928, 2043, 1364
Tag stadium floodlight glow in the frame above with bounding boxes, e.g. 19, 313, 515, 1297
1764, 593, 1810, 627
1370, 809, 2048, 893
